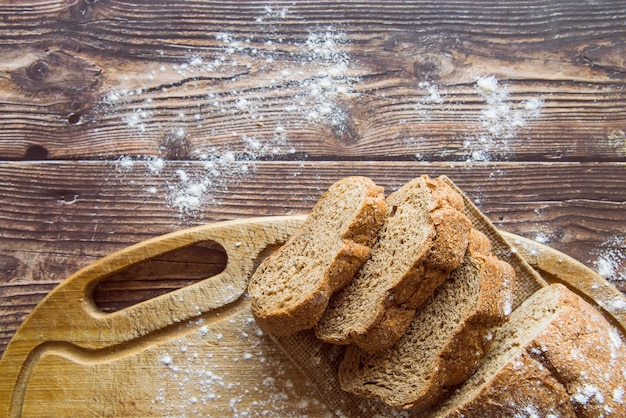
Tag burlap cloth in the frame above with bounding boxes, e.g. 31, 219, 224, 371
271, 176, 546, 417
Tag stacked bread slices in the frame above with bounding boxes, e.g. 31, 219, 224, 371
338, 227, 515, 410
247, 175, 626, 415
315, 175, 474, 353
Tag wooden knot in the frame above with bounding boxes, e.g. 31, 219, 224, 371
159, 132, 192, 159
581, 42, 626, 74
26, 60, 50, 82
0, 254, 22, 281
413, 54, 454, 81
23, 144, 49, 160
69, 0, 96, 22
11, 50, 101, 94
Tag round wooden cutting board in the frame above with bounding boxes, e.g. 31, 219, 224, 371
0, 216, 624, 417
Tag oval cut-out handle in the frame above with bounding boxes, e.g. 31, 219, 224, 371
92, 241, 228, 314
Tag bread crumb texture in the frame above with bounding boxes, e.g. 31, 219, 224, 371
316, 175, 472, 353
248, 176, 386, 336
338, 227, 515, 410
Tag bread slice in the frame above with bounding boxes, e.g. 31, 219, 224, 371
247, 176, 387, 336
338, 228, 515, 410
315, 175, 472, 353
431, 283, 626, 417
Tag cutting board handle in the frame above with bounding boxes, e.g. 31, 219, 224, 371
0, 216, 306, 417
36, 216, 306, 348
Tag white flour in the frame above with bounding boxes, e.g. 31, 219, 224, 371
592, 234, 626, 282
104, 7, 356, 219
101, 2, 547, 217
463, 76, 544, 161
152, 306, 332, 417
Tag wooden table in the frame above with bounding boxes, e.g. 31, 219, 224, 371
1, 0, 624, 368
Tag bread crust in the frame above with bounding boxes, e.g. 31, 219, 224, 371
247, 176, 387, 336
316, 175, 472, 353
431, 284, 626, 418
430, 351, 577, 418
338, 229, 515, 409
528, 286, 626, 417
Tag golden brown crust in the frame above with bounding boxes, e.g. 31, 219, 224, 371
399, 206, 473, 310
431, 284, 626, 417
528, 288, 626, 417
248, 176, 387, 336
431, 351, 577, 418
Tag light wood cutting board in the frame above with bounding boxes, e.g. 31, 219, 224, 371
0, 216, 624, 417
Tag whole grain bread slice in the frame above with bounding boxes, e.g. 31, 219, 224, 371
431, 283, 626, 418
338, 228, 516, 410
315, 175, 472, 352
247, 176, 387, 336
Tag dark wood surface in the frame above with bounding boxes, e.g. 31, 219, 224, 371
1, 0, 625, 359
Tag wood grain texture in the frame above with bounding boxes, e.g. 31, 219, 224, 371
0, 0, 625, 395
0, 1, 624, 160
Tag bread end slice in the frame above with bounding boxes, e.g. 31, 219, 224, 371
432, 283, 626, 418
248, 176, 387, 336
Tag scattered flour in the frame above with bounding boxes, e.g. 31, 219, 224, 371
146, 157, 165, 175
533, 232, 550, 245
513, 406, 541, 418
105, 6, 356, 218
614, 387, 624, 404
591, 234, 626, 282
151, 305, 332, 417
463, 75, 544, 161
571, 384, 605, 406
419, 82, 444, 105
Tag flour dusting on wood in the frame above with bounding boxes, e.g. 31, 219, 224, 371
102, 6, 358, 219
151, 303, 332, 417
591, 234, 626, 283
98, 1, 549, 219
463, 76, 544, 162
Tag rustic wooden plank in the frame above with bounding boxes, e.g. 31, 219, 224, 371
1, 160, 625, 358
0, 1, 624, 161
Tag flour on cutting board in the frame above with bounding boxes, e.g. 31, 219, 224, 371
151, 304, 333, 417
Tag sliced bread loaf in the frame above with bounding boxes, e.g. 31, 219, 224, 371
338, 228, 516, 410
315, 175, 472, 353
431, 283, 626, 418
247, 176, 387, 336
